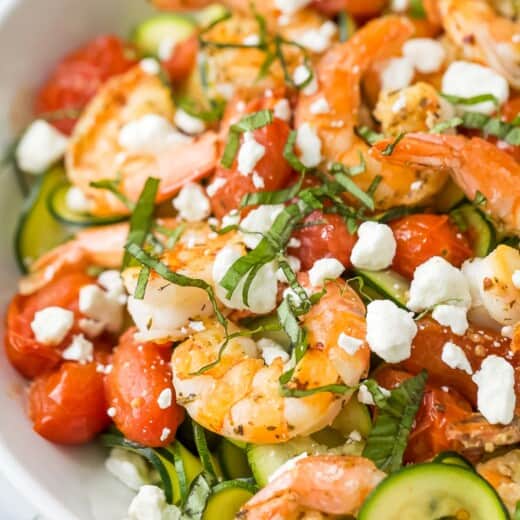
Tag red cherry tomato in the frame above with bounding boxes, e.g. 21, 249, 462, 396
311, 0, 386, 16
375, 366, 472, 463
502, 97, 520, 123
35, 35, 137, 134
390, 214, 472, 279
5, 272, 96, 379
161, 35, 198, 84
28, 358, 111, 444
289, 210, 357, 271
106, 329, 184, 447
209, 97, 293, 218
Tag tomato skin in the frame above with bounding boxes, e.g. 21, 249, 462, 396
209, 96, 293, 218
311, 0, 386, 16
28, 359, 110, 444
375, 366, 472, 463
390, 214, 472, 279
289, 210, 357, 271
35, 35, 137, 134
106, 329, 184, 447
161, 35, 198, 83
502, 97, 520, 123
5, 272, 96, 379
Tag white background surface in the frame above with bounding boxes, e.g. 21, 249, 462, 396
0, 471, 39, 519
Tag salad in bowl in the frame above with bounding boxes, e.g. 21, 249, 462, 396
3, 0, 520, 518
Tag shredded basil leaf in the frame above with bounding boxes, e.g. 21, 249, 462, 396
329, 151, 366, 177
122, 177, 160, 269
355, 126, 384, 146
192, 422, 219, 479
134, 266, 150, 300
430, 117, 463, 134
90, 177, 135, 210
181, 472, 215, 520
460, 112, 520, 145
280, 383, 353, 398
177, 97, 226, 123
338, 10, 355, 42
363, 370, 428, 473
441, 92, 499, 107
381, 132, 405, 156
473, 190, 487, 206
409, 0, 426, 18
240, 174, 304, 207
283, 130, 308, 173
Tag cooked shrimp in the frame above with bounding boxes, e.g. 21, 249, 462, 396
237, 455, 385, 519
171, 275, 369, 443
295, 16, 449, 209
462, 245, 520, 329
66, 65, 218, 217
478, 449, 520, 515
439, 0, 520, 88
370, 133, 520, 233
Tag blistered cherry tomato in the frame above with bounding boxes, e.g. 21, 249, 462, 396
28, 359, 111, 444
161, 35, 198, 84
289, 210, 357, 270
375, 366, 472, 463
35, 35, 137, 134
106, 329, 184, 447
209, 97, 293, 218
311, 0, 386, 17
5, 272, 96, 379
390, 214, 472, 279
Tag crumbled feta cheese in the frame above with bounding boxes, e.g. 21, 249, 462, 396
252, 171, 265, 189
107, 407, 117, 418
513, 270, 520, 289
189, 320, 205, 332
118, 114, 190, 153
349, 430, 362, 442
257, 338, 290, 366
127, 485, 181, 520
140, 58, 160, 75
366, 300, 417, 363
237, 132, 266, 176
98, 270, 126, 301
294, 21, 337, 53
408, 257, 471, 312
380, 57, 414, 92
242, 34, 260, 46
276, 255, 301, 282
157, 388, 172, 409
296, 123, 322, 168
293, 65, 318, 95
283, 286, 311, 308
16, 120, 68, 174
158, 36, 176, 61
502, 325, 514, 339
358, 383, 390, 405
172, 182, 211, 222
308, 258, 345, 287
309, 96, 330, 115
105, 448, 151, 491
174, 108, 205, 135
390, 0, 409, 11
402, 38, 446, 74
160, 427, 171, 442
30, 306, 74, 345
442, 61, 509, 115
350, 221, 396, 271
79, 318, 105, 338
288, 238, 301, 249
222, 210, 240, 228
79, 284, 124, 333
206, 177, 227, 197
240, 204, 285, 249
268, 452, 308, 483
432, 304, 469, 336
472, 355, 516, 424
65, 186, 92, 214
441, 341, 473, 375
62, 334, 94, 364
274, 0, 311, 15
273, 99, 291, 122
337, 332, 364, 355
213, 245, 278, 313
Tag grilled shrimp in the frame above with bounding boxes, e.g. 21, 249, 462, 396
66, 65, 218, 216
371, 133, 520, 234
295, 16, 449, 209
237, 455, 385, 519
171, 275, 369, 443
439, 0, 520, 88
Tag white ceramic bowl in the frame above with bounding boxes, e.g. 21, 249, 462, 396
0, 1, 157, 518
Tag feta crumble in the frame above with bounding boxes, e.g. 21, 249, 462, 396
350, 221, 396, 271
257, 338, 290, 366
206, 177, 227, 197
62, 334, 94, 364
172, 182, 211, 222
65, 186, 92, 214
105, 448, 152, 491
441, 342, 473, 375
274, 0, 311, 15
240, 204, 284, 249
308, 257, 345, 287
337, 332, 364, 355
237, 131, 266, 176
402, 38, 446, 74
174, 108, 205, 135
157, 388, 173, 409
358, 383, 391, 405
16, 120, 68, 174
127, 485, 180, 520
273, 99, 291, 121
79, 284, 124, 333
309, 96, 330, 115
140, 58, 160, 75
30, 306, 74, 345
294, 21, 337, 53
366, 300, 417, 363
296, 123, 322, 168
380, 57, 414, 92
293, 65, 318, 95
432, 304, 469, 336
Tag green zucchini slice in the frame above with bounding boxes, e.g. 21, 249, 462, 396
217, 439, 252, 479
202, 480, 255, 520
450, 203, 496, 257
433, 451, 474, 471
354, 268, 410, 308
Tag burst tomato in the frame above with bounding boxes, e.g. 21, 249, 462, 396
5, 272, 97, 379
289, 211, 357, 270
28, 358, 111, 444
105, 329, 184, 447
35, 35, 137, 134
311, 0, 386, 16
161, 35, 198, 84
375, 366, 472, 463
390, 214, 472, 279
